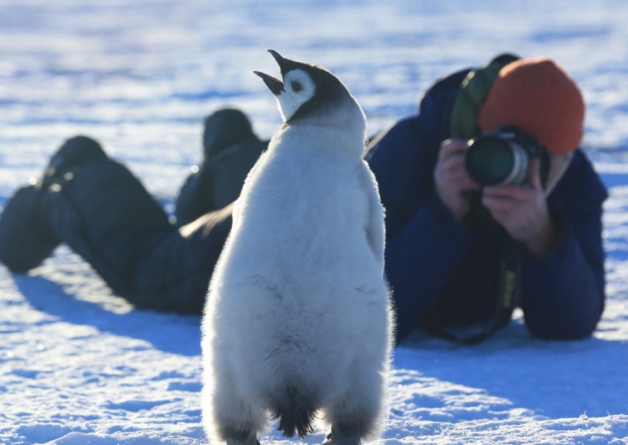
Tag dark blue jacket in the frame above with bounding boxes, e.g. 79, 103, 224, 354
366, 69, 608, 343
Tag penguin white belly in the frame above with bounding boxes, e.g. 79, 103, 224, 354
207, 147, 388, 406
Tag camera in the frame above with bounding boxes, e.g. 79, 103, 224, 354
464, 126, 549, 187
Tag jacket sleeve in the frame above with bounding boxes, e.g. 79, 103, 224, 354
366, 70, 479, 343
367, 117, 477, 343
521, 150, 607, 339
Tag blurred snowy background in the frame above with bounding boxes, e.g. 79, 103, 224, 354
1, 0, 627, 443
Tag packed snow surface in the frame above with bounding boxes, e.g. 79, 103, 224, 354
1, 1, 627, 444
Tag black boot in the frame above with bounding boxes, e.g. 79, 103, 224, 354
0, 136, 107, 272
43, 135, 108, 181
0, 184, 60, 272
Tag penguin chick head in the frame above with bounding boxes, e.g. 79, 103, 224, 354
254, 50, 366, 135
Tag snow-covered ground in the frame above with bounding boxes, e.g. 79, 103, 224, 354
1, 0, 628, 443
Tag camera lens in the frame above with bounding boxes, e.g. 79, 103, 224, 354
465, 135, 528, 186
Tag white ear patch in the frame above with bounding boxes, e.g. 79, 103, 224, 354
276, 69, 316, 122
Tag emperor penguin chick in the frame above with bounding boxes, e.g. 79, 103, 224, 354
202, 50, 393, 445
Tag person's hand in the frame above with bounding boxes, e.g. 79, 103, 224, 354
482, 158, 558, 256
434, 139, 480, 222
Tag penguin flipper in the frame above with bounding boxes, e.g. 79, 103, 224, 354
360, 163, 385, 271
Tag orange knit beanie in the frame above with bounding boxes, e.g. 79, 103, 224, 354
477, 57, 585, 155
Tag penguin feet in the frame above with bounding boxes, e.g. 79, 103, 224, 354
223, 429, 260, 445
225, 438, 260, 445
321, 427, 361, 445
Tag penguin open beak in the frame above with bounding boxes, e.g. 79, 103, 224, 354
254, 49, 290, 96
254, 70, 284, 96
267, 50, 286, 68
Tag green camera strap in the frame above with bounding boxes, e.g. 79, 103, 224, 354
450, 54, 520, 140
420, 54, 523, 345
422, 239, 523, 345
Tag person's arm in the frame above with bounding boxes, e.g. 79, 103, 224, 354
366, 68, 478, 343
368, 119, 478, 343
385, 192, 476, 342
519, 151, 607, 339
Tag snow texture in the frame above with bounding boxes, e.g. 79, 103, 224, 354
1, 0, 627, 444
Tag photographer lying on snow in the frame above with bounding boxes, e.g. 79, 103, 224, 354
0, 109, 265, 314
0, 55, 607, 346
366, 54, 608, 344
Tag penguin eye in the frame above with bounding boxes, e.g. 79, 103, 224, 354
291, 81, 303, 92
